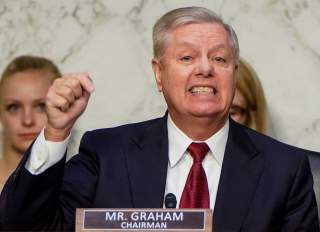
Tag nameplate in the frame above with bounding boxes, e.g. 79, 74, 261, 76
76, 208, 213, 231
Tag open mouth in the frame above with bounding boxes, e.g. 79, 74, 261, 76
189, 86, 217, 94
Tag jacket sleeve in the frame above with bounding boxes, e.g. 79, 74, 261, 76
0, 131, 99, 231
282, 153, 319, 231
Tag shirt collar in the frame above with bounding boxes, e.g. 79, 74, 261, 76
167, 114, 229, 167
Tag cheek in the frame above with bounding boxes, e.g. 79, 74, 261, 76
219, 77, 235, 99
231, 113, 247, 124
0, 115, 20, 133
162, 65, 193, 91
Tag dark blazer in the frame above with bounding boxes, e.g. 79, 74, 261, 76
0, 115, 319, 231
308, 152, 320, 219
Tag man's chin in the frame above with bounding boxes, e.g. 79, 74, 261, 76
189, 110, 225, 119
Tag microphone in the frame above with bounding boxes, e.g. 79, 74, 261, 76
165, 193, 177, 208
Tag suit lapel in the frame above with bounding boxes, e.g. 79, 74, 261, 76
214, 120, 265, 231
125, 115, 169, 208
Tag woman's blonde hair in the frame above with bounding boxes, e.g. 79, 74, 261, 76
236, 58, 267, 133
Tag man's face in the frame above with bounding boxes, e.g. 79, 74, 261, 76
152, 23, 237, 125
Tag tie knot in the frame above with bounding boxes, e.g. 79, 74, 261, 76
187, 142, 209, 163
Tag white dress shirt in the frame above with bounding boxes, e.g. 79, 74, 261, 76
26, 117, 229, 210
25, 128, 70, 174
165, 115, 229, 209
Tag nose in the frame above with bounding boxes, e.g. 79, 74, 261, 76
22, 108, 35, 127
196, 56, 214, 77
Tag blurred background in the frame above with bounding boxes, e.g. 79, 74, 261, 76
0, 0, 319, 152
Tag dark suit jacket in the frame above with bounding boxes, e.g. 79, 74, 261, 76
0, 115, 319, 231
308, 152, 320, 219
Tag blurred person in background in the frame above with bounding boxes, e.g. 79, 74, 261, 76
230, 58, 320, 221
230, 58, 267, 134
0, 55, 61, 192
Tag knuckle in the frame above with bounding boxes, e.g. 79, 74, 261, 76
59, 98, 69, 107
65, 87, 73, 97
68, 77, 78, 85
54, 78, 63, 86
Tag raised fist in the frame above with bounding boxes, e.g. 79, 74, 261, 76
45, 73, 94, 141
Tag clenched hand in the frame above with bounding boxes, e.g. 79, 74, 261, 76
45, 73, 94, 141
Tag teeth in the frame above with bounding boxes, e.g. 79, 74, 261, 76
190, 86, 215, 94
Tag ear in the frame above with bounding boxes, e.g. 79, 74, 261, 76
152, 58, 163, 92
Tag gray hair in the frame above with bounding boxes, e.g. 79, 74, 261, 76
152, 6, 239, 63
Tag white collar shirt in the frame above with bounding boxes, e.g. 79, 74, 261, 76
164, 115, 229, 209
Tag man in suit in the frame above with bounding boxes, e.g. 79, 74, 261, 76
0, 6, 319, 232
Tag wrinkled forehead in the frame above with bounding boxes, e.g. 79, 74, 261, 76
164, 23, 233, 53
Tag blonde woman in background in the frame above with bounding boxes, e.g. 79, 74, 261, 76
0, 55, 61, 192
230, 58, 268, 134
230, 58, 320, 220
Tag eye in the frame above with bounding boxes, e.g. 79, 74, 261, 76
214, 57, 227, 63
230, 106, 247, 116
229, 108, 238, 116
180, 56, 193, 62
6, 103, 20, 113
35, 102, 46, 113
229, 110, 236, 116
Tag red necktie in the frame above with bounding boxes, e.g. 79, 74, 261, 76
179, 142, 210, 208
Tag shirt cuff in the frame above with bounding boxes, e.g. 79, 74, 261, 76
25, 128, 71, 175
